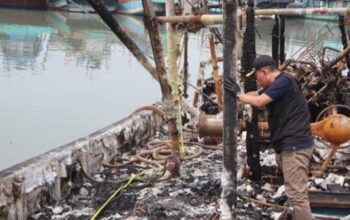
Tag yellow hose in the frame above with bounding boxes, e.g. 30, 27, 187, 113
90, 172, 139, 220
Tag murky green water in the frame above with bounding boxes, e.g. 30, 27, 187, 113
0, 8, 346, 170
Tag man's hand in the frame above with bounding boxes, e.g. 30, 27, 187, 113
223, 77, 241, 97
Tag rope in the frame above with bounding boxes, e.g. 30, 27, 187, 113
102, 141, 221, 170
131, 105, 165, 116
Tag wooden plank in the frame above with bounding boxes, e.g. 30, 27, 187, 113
309, 191, 350, 209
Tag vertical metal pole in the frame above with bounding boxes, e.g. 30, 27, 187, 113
142, 0, 172, 100
86, 0, 159, 81
221, 0, 238, 219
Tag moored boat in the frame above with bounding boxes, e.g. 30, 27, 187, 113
65, 0, 117, 12
116, 0, 165, 15
48, 0, 67, 8
0, 0, 49, 9
286, 0, 350, 20
255, 0, 293, 8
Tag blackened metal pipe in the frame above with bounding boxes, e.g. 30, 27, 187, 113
321, 44, 350, 75
86, 0, 159, 81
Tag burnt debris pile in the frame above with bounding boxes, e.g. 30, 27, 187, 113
27, 129, 350, 219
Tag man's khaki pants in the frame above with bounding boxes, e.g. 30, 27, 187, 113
276, 146, 314, 220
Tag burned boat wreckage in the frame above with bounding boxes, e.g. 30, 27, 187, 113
1, 1, 350, 220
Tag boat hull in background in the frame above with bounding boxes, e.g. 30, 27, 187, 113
0, 0, 49, 9
116, 0, 165, 15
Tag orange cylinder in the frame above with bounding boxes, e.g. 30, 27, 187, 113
322, 114, 350, 145
198, 111, 223, 137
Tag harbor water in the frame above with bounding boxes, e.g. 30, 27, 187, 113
0, 8, 346, 170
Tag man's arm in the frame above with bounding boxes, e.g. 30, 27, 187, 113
238, 93, 273, 108
246, 91, 259, 96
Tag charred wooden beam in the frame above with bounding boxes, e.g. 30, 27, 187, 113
183, 31, 189, 98
241, 0, 260, 181
163, 0, 183, 178
221, 0, 238, 218
279, 15, 285, 64
272, 16, 279, 66
86, 0, 159, 81
339, 15, 350, 77
309, 191, 350, 209
142, 0, 172, 100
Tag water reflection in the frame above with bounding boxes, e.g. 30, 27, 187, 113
0, 9, 166, 74
255, 18, 346, 59
0, 11, 346, 74
0, 9, 167, 170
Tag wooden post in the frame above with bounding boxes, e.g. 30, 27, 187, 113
183, 31, 189, 99
142, 0, 172, 100
159, 0, 183, 179
209, 35, 223, 112
279, 15, 285, 64
241, 0, 261, 181
221, 0, 238, 218
86, 0, 159, 81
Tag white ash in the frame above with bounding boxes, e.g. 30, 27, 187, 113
237, 183, 253, 193
261, 154, 277, 167
272, 185, 285, 199
312, 154, 321, 163
321, 173, 345, 189
52, 207, 94, 219
79, 187, 89, 196
313, 178, 324, 186
101, 213, 123, 220
52, 206, 63, 215
237, 165, 245, 182
271, 211, 283, 220
262, 183, 273, 192
256, 194, 267, 202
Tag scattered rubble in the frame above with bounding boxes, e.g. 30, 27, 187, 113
27, 130, 350, 219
